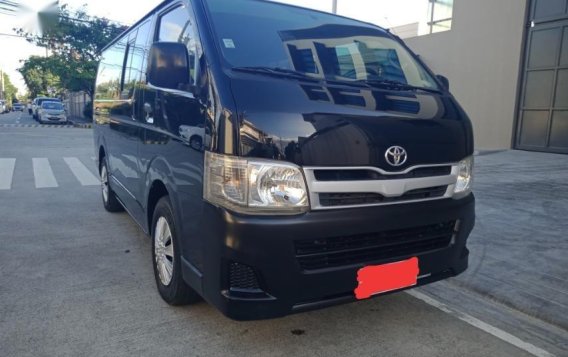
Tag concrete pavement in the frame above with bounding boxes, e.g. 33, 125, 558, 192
456, 150, 568, 329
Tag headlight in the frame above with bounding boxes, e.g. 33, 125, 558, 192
453, 156, 473, 197
204, 152, 309, 214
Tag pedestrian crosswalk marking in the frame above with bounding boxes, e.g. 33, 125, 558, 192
33, 158, 58, 188
63, 157, 100, 186
0, 157, 101, 190
0, 158, 16, 190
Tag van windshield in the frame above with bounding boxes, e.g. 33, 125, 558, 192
206, 0, 439, 89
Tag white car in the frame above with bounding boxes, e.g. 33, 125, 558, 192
33, 97, 61, 120
0, 100, 7, 114
38, 101, 67, 124
179, 124, 212, 150
12, 103, 24, 111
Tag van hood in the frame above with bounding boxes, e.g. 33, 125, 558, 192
230, 75, 474, 170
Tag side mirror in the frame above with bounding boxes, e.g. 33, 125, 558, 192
147, 42, 191, 91
436, 75, 450, 90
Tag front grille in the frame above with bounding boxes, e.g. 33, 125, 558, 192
319, 186, 448, 207
313, 166, 452, 182
295, 221, 456, 270
229, 262, 261, 290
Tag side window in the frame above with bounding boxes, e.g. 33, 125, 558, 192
157, 5, 198, 84
124, 20, 152, 98
95, 39, 127, 101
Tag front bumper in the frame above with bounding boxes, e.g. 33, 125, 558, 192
40, 116, 67, 123
193, 194, 475, 320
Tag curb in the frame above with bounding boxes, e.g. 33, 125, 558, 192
0, 122, 93, 129
0, 124, 75, 128
72, 122, 93, 129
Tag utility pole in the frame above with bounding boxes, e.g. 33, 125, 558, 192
332, 0, 338, 14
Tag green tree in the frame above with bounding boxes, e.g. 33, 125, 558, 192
18, 56, 61, 98
15, 4, 126, 97
1, 72, 18, 104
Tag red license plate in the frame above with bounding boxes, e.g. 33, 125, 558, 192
354, 257, 419, 300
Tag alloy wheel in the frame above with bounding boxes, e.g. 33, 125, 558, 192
154, 217, 174, 286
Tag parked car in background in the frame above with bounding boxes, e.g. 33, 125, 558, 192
32, 97, 61, 120
179, 124, 212, 150
12, 103, 24, 112
38, 101, 67, 124
0, 100, 7, 114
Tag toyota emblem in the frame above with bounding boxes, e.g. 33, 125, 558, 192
385, 146, 408, 167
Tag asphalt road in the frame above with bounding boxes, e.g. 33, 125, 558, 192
0, 108, 78, 127
0, 110, 564, 356
0, 108, 37, 125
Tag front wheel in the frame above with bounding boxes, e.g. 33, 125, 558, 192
100, 159, 123, 212
152, 196, 201, 305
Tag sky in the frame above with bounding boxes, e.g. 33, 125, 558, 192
0, 0, 426, 95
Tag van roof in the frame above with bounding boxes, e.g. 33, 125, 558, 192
100, 0, 389, 54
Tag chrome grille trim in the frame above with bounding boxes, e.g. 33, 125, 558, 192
303, 163, 459, 210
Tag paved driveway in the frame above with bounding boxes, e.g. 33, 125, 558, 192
465, 150, 568, 329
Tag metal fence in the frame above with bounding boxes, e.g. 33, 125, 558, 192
64, 91, 91, 120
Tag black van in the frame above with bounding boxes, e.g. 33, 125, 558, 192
93, 0, 475, 320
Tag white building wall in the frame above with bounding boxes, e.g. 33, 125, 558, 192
404, 0, 529, 150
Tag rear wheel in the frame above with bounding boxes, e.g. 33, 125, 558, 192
152, 196, 200, 305
100, 158, 123, 212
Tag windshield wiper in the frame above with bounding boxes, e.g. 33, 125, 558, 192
231, 66, 321, 82
357, 79, 442, 94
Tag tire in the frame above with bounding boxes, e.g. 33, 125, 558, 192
189, 136, 202, 150
151, 196, 200, 305
99, 158, 124, 212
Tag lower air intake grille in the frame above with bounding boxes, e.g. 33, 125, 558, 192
229, 262, 261, 290
295, 221, 456, 270
319, 186, 448, 207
